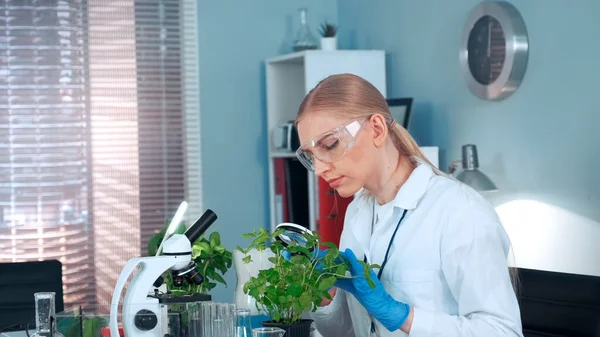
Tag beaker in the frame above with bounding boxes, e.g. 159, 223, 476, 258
252, 327, 286, 337
236, 308, 253, 337
292, 8, 318, 52
31, 292, 65, 337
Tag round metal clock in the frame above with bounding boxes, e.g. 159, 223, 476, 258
460, 1, 529, 100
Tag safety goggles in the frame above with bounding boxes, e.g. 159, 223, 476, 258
295, 118, 367, 171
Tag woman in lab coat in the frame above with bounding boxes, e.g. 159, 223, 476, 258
293, 74, 523, 337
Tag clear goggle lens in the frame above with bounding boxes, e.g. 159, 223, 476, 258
295, 120, 362, 171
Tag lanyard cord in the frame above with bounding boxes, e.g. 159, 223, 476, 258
367, 205, 409, 335
376, 208, 408, 279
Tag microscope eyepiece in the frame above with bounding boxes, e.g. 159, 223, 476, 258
185, 209, 217, 243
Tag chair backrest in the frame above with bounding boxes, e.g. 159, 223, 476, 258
0, 260, 64, 331
515, 267, 600, 337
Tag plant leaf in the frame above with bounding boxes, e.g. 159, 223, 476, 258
215, 261, 229, 274
241, 232, 256, 238
299, 292, 312, 311
174, 222, 187, 234
209, 232, 221, 247
285, 283, 302, 297
290, 255, 307, 265
211, 272, 227, 285
204, 281, 217, 290
249, 233, 269, 248
318, 276, 336, 291
335, 264, 346, 276
195, 241, 212, 254
272, 228, 285, 237
321, 241, 335, 248
296, 246, 312, 256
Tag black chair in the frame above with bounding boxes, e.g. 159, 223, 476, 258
515, 267, 600, 337
0, 260, 64, 331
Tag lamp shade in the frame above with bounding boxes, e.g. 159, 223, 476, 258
456, 169, 497, 191
456, 144, 498, 192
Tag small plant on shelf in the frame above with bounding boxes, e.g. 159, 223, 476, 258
148, 220, 232, 295
318, 22, 337, 38
237, 227, 377, 335
318, 22, 338, 51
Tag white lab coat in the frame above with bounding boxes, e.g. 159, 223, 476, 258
310, 163, 524, 337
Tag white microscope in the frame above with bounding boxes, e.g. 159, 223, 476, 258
109, 202, 217, 337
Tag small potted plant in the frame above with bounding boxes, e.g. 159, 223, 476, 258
148, 220, 233, 295
237, 227, 377, 337
318, 22, 337, 51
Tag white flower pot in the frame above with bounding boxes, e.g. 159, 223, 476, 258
320, 37, 337, 51
233, 248, 275, 315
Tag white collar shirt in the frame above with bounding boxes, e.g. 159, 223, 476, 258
310, 163, 523, 337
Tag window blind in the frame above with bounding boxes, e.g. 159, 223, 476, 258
0, 0, 202, 309
90, 0, 202, 307
0, 0, 95, 307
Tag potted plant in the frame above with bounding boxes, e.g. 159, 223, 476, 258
237, 227, 377, 337
318, 22, 337, 51
148, 220, 233, 296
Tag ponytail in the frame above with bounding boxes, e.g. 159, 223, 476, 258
388, 122, 445, 176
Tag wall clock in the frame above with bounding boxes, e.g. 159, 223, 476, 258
460, 1, 529, 100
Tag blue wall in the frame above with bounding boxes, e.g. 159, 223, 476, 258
337, 0, 600, 221
198, 0, 600, 302
197, 1, 337, 302
337, 0, 600, 275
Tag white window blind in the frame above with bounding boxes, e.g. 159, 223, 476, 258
0, 0, 202, 309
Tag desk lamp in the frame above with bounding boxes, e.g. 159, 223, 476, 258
450, 144, 498, 192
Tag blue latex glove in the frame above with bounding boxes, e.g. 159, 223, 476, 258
335, 248, 411, 332
281, 249, 291, 261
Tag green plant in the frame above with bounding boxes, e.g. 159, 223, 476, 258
148, 220, 232, 295
59, 313, 106, 337
318, 22, 337, 37
237, 227, 377, 325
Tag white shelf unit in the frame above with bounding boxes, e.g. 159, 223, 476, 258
265, 50, 387, 233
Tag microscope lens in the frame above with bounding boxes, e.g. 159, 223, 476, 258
187, 271, 204, 285
172, 275, 184, 287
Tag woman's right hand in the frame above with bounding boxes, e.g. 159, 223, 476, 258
320, 287, 337, 306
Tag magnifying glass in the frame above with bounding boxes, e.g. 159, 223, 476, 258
274, 222, 316, 250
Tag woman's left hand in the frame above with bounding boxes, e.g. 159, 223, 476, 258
336, 248, 412, 332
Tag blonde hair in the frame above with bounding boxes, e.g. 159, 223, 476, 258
296, 73, 442, 175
